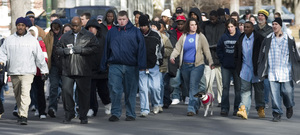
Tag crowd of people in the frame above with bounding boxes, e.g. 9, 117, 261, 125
0, 6, 299, 125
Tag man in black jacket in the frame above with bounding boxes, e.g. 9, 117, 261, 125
57, 17, 99, 124
234, 21, 265, 120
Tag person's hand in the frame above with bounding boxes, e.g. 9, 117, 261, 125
57, 48, 72, 55
41, 74, 49, 81
73, 46, 82, 54
0, 63, 4, 72
170, 58, 175, 64
209, 64, 215, 70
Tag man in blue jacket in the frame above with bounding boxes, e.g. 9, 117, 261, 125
101, 11, 147, 122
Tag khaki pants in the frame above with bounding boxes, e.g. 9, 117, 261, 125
11, 75, 34, 118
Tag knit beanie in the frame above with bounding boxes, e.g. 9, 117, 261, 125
139, 15, 149, 26
26, 11, 35, 17
15, 17, 27, 26
258, 9, 269, 20
151, 21, 161, 30
272, 17, 282, 27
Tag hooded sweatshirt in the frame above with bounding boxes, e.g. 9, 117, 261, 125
216, 28, 241, 69
28, 26, 48, 76
188, 8, 203, 25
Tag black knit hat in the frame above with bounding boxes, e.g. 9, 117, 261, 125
150, 21, 161, 30
139, 15, 149, 27
217, 8, 225, 16
272, 17, 282, 27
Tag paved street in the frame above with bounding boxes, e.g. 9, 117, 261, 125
0, 82, 299, 135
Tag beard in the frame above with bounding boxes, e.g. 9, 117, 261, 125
257, 19, 266, 24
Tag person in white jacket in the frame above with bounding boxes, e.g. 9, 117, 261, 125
0, 17, 49, 125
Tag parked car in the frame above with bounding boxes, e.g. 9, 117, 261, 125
35, 6, 118, 29
239, 5, 295, 25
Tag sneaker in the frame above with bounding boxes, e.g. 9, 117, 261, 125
5, 90, 9, 94
140, 112, 148, 117
230, 80, 234, 86
265, 104, 269, 109
34, 110, 39, 116
187, 112, 195, 116
272, 112, 281, 122
153, 106, 159, 114
220, 110, 228, 117
108, 115, 119, 122
184, 97, 189, 105
217, 103, 221, 107
40, 114, 46, 119
286, 107, 293, 119
171, 99, 180, 105
30, 105, 36, 112
48, 108, 56, 118
80, 119, 88, 124
125, 116, 135, 121
257, 107, 265, 118
12, 109, 19, 118
18, 116, 27, 125
159, 106, 163, 113
87, 109, 94, 117
104, 103, 112, 115
237, 105, 248, 119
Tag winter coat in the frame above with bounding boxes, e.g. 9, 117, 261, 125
217, 28, 241, 69
159, 32, 173, 73
57, 28, 99, 76
254, 24, 273, 38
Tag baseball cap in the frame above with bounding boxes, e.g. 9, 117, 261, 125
176, 15, 186, 22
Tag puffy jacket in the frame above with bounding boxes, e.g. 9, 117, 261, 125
100, 21, 147, 70
57, 28, 100, 76
142, 29, 162, 69
217, 28, 241, 69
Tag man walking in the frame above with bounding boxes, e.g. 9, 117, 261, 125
101, 11, 146, 122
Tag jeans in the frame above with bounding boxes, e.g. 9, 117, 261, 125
170, 69, 182, 100
264, 79, 271, 104
48, 66, 62, 111
0, 83, 8, 102
221, 67, 241, 113
269, 81, 294, 116
139, 65, 161, 114
181, 63, 204, 113
108, 64, 139, 118
239, 79, 264, 115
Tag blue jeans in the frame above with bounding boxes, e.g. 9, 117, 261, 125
170, 69, 182, 100
0, 84, 8, 102
181, 63, 204, 113
48, 66, 62, 111
221, 67, 241, 112
264, 79, 271, 104
139, 65, 161, 114
240, 79, 264, 115
269, 81, 294, 116
108, 64, 139, 118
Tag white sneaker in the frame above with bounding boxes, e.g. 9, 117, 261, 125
153, 106, 159, 114
140, 112, 148, 117
171, 99, 180, 105
40, 114, 46, 119
87, 109, 94, 117
230, 80, 234, 86
34, 110, 39, 116
104, 103, 112, 115
185, 97, 189, 105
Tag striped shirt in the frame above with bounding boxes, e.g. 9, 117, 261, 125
240, 33, 259, 83
268, 33, 292, 82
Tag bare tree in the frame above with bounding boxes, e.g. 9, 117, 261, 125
10, 0, 31, 34
230, 0, 239, 14
275, 0, 282, 13
295, 0, 300, 25
254, 0, 262, 14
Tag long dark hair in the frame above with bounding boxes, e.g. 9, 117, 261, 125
225, 18, 237, 28
184, 18, 201, 34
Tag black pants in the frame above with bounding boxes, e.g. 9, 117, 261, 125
61, 76, 91, 120
31, 76, 46, 116
0, 83, 4, 114
90, 78, 111, 114
163, 73, 172, 107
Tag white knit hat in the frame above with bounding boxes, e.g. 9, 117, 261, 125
161, 9, 172, 18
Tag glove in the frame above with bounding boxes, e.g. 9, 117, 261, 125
72, 46, 82, 54
41, 74, 49, 81
0, 63, 4, 72
57, 48, 72, 55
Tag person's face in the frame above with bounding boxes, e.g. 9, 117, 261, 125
162, 16, 169, 23
117, 15, 129, 27
29, 16, 35, 25
176, 20, 185, 31
239, 23, 244, 32
151, 25, 158, 31
153, 17, 160, 21
257, 14, 266, 24
201, 16, 207, 21
88, 26, 98, 35
63, 26, 71, 33
80, 15, 88, 26
246, 14, 251, 19
52, 25, 61, 34
190, 12, 198, 20
189, 20, 197, 33
231, 16, 238, 21
16, 23, 26, 35
106, 13, 114, 24
29, 30, 35, 37
272, 22, 281, 33
227, 23, 236, 34
71, 19, 82, 33
140, 25, 149, 33
274, 14, 280, 18
50, 17, 58, 23
210, 16, 218, 24
135, 14, 141, 24
176, 12, 184, 17
249, 17, 256, 24
97, 20, 102, 24
244, 23, 254, 35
